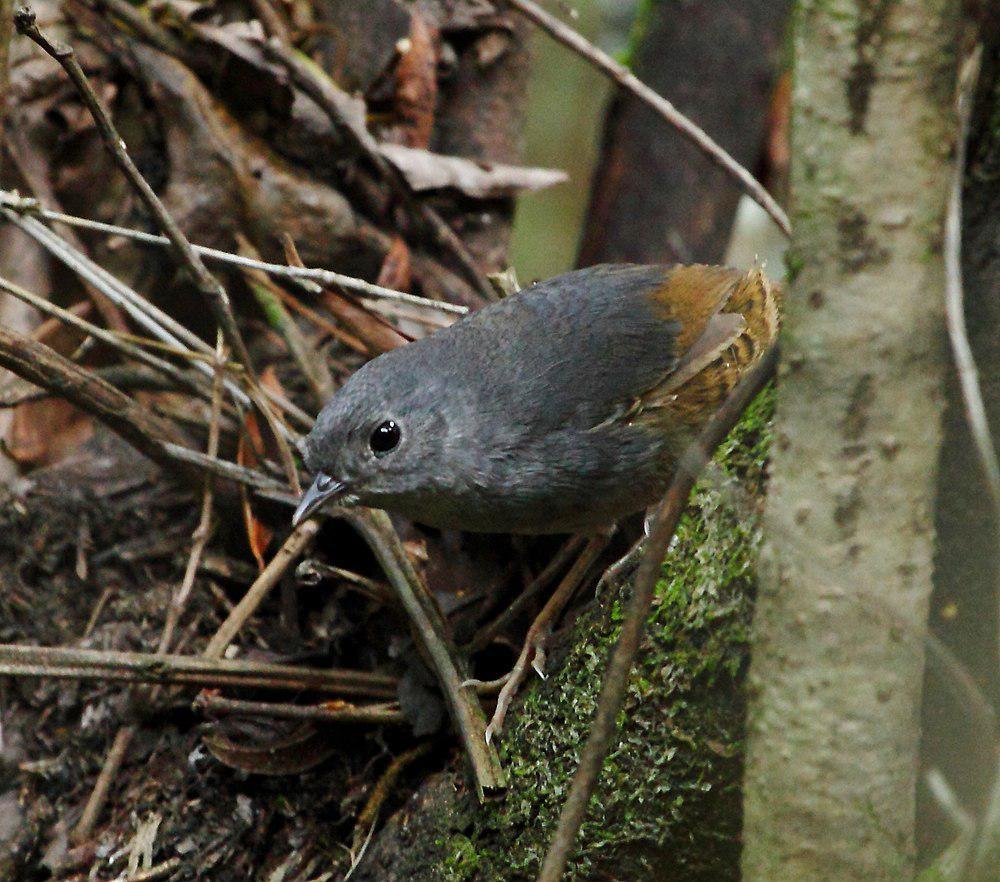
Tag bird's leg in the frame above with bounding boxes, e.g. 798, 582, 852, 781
485, 532, 613, 742
593, 504, 657, 597
594, 534, 645, 597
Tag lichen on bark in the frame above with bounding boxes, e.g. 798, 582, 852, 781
355, 391, 774, 882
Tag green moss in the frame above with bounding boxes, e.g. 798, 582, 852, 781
403, 388, 775, 882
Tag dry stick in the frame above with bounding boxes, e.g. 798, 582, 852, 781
1, 206, 314, 433
236, 235, 334, 405
505, 0, 791, 238
160, 332, 226, 653
75, 726, 133, 843
536, 345, 778, 882
13, 9, 300, 489
249, 0, 292, 45
347, 741, 434, 876
0, 192, 468, 317
348, 508, 507, 799
486, 533, 611, 743
0, 323, 200, 481
263, 39, 496, 305
194, 694, 405, 726
0, 320, 291, 507
202, 520, 321, 659
75, 337, 227, 841
120, 856, 183, 882
0, 644, 398, 697
0, 274, 209, 401
13, 8, 256, 377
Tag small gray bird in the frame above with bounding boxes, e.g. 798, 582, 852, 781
292, 263, 779, 534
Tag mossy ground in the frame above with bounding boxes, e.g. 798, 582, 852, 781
373, 389, 773, 882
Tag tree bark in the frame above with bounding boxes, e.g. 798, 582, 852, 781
742, 2, 958, 880
577, 0, 791, 266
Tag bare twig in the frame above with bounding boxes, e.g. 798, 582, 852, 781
202, 520, 321, 659
159, 332, 227, 653
504, 0, 791, 237
346, 742, 433, 877
76, 336, 228, 841
537, 345, 778, 882
0, 644, 398, 697
0, 192, 468, 317
1, 206, 313, 433
121, 856, 183, 882
194, 693, 405, 726
0, 322, 202, 481
0, 274, 209, 401
249, 0, 292, 44
75, 725, 134, 842
13, 7, 257, 377
237, 235, 334, 406
346, 508, 507, 799
14, 8, 303, 487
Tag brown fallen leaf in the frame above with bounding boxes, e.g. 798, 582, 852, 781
391, 11, 438, 149
6, 303, 93, 466
375, 235, 412, 292
236, 366, 287, 569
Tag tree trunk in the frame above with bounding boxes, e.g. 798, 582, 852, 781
577, 0, 791, 266
742, 2, 958, 880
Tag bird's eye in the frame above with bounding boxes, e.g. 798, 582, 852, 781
370, 420, 401, 456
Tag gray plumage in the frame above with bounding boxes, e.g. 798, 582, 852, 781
301, 264, 688, 534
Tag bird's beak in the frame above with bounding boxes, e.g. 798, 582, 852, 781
291, 472, 347, 526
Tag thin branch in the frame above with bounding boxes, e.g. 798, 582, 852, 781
0, 644, 398, 697
13, 8, 303, 484
0, 191, 469, 318
75, 725, 134, 842
0, 322, 201, 481
158, 332, 226, 654
13, 7, 258, 378
76, 336, 228, 840
347, 508, 508, 799
467, 534, 586, 654
0, 274, 208, 401
537, 345, 778, 882
202, 520, 321, 659
193, 694, 406, 726
504, 0, 791, 237
0, 206, 313, 431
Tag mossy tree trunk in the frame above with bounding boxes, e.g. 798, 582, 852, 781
742, 1, 958, 879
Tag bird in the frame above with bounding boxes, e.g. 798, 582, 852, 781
292, 262, 780, 535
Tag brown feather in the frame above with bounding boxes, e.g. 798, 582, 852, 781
630, 264, 781, 436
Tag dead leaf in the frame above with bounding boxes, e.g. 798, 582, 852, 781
391, 12, 438, 148
5, 303, 93, 466
203, 719, 337, 776
379, 143, 567, 198
236, 367, 287, 569
375, 236, 412, 292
